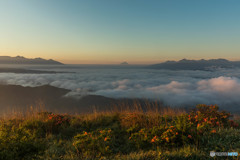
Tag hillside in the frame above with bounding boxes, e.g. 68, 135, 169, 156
0, 84, 161, 115
0, 56, 63, 65
0, 84, 117, 114
0, 105, 239, 159
149, 58, 240, 70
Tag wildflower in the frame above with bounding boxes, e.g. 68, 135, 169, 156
176, 132, 178, 135
188, 135, 192, 139
100, 130, 103, 133
204, 118, 207, 122
129, 137, 131, 140
165, 137, 169, 142
211, 129, 216, 133
104, 137, 108, 141
151, 139, 155, 143
84, 132, 88, 135
216, 122, 220, 125
197, 123, 200, 128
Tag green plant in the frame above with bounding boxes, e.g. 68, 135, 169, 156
73, 128, 114, 159
0, 122, 46, 160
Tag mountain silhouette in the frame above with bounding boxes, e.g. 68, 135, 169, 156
149, 58, 240, 70
120, 61, 129, 65
0, 56, 63, 65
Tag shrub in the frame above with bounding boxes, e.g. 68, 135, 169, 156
22, 119, 46, 138
199, 128, 240, 152
128, 128, 152, 150
73, 128, 114, 159
0, 104, 239, 159
45, 113, 71, 134
189, 104, 231, 128
0, 122, 46, 160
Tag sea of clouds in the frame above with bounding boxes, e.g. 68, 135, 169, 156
1, 66, 240, 109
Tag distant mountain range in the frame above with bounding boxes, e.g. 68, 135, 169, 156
0, 56, 63, 65
149, 58, 240, 70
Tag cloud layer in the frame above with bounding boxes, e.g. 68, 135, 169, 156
1, 66, 240, 110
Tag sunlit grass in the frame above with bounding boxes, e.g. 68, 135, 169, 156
0, 103, 239, 160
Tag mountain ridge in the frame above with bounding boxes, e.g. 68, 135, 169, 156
0, 56, 63, 65
149, 58, 240, 70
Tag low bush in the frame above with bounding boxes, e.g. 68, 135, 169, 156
0, 121, 46, 160
0, 104, 239, 159
73, 128, 115, 159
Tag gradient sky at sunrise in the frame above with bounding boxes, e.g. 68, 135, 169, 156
0, 0, 240, 64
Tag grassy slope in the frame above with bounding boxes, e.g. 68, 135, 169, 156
0, 104, 240, 160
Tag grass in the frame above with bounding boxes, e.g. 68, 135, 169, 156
0, 104, 239, 160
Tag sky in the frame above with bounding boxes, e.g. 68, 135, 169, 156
0, 0, 240, 64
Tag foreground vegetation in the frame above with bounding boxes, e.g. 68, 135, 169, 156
0, 104, 240, 160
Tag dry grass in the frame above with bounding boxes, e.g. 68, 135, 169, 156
0, 101, 46, 120
0, 103, 239, 160
0, 100, 186, 129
